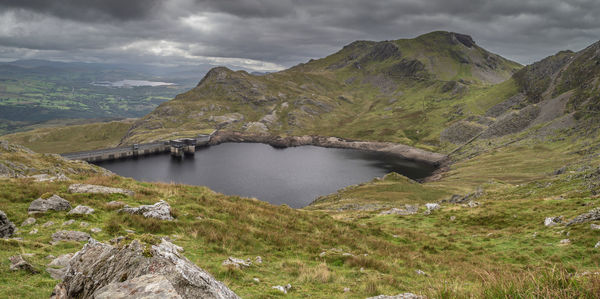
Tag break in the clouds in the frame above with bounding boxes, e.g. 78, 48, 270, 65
1, 0, 600, 72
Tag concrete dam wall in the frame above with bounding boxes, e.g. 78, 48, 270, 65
61, 135, 211, 162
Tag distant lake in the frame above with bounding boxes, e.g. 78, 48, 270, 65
91, 80, 175, 87
95, 143, 435, 208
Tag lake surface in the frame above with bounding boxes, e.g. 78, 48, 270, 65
95, 143, 435, 208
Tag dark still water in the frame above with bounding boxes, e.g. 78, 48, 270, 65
95, 143, 435, 208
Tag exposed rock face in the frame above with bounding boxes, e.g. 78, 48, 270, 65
67, 205, 94, 215
46, 253, 73, 280
566, 208, 600, 226
51, 230, 91, 242
94, 274, 182, 299
50, 238, 239, 299
9, 255, 38, 273
0, 210, 16, 238
481, 105, 541, 138
68, 184, 134, 196
120, 200, 174, 221
367, 293, 424, 299
28, 195, 71, 214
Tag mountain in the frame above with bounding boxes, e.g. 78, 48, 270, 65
121, 31, 522, 145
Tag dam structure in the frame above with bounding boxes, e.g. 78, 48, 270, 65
61, 134, 211, 162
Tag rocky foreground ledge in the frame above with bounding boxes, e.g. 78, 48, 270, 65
209, 131, 447, 166
51, 238, 239, 299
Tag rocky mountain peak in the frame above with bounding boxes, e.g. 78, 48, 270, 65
197, 66, 235, 86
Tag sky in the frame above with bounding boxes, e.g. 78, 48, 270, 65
1, 0, 599, 72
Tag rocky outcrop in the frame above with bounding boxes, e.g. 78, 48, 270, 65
50, 238, 239, 299
68, 184, 134, 196
28, 195, 71, 214
481, 105, 541, 139
0, 210, 16, 238
566, 208, 600, 226
209, 131, 447, 165
67, 205, 94, 215
120, 200, 174, 221
51, 230, 91, 242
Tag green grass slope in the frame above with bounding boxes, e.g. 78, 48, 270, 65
0, 120, 134, 154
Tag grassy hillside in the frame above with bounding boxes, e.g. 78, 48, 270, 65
0, 120, 134, 154
1, 141, 600, 298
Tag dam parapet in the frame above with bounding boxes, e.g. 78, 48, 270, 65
62, 134, 211, 162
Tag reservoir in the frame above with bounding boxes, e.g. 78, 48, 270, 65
95, 142, 435, 208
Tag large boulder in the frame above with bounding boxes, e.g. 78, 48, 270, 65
0, 210, 16, 238
68, 184, 134, 196
120, 200, 174, 221
28, 195, 71, 214
50, 238, 239, 299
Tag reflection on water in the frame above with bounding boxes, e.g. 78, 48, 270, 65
95, 143, 435, 208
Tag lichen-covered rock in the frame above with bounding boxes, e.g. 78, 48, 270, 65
28, 195, 71, 214
93, 274, 182, 299
68, 205, 94, 215
51, 230, 91, 242
50, 238, 239, 299
0, 210, 16, 238
566, 208, 600, 226
120, 200, 174, 221
68, 184, 134, 196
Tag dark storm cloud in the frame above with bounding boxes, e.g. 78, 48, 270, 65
0, 0, 161, 21
0, 0, 600, 71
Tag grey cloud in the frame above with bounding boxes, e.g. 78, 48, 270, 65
0, 0, 162, 22
0, 0, 600, 71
